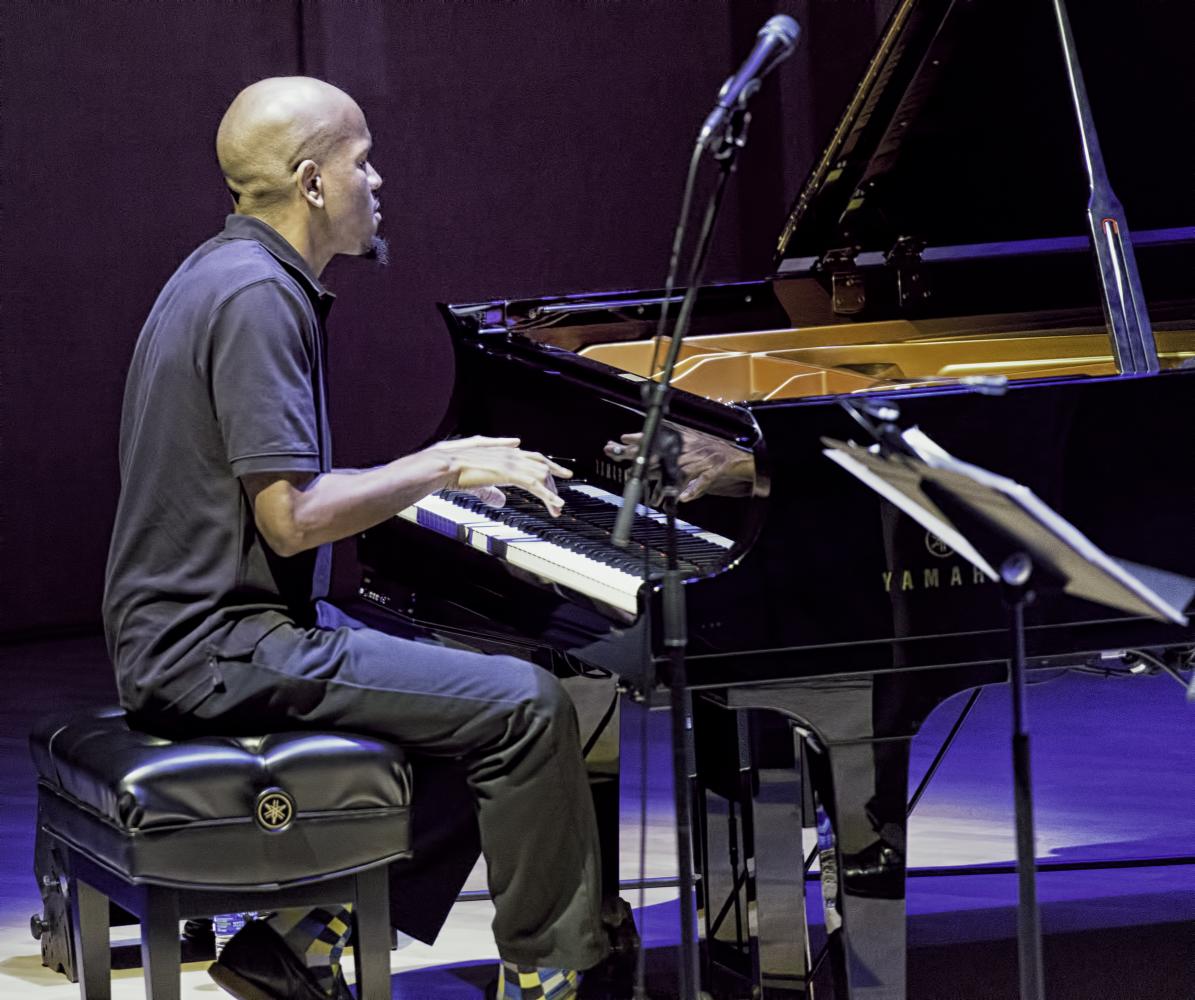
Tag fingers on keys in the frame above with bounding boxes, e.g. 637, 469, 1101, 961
452, 445, 570, 517
468, 485, 507, 507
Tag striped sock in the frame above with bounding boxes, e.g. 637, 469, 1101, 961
497, 959, 580, 1000
268, 905, 353, 995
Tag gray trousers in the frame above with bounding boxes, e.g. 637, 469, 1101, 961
146, 604, 609, 971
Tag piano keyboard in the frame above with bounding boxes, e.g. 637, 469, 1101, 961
396, 483, 734, 615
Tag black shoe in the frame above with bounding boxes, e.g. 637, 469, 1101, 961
209, 918, 352, 1000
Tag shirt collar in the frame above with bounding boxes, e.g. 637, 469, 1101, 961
220, 214, 335, 310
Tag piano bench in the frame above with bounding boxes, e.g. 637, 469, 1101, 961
29, 706, 411, 1000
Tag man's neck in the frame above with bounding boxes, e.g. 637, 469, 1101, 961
239, 210, 331, 277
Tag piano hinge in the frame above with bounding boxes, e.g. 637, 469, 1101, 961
447, 301, 511, 331
886, 236, 930, 311
823, 246, 866, 316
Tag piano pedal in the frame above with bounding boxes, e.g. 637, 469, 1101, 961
601, 896, 640, 964
565, 897, 640, 998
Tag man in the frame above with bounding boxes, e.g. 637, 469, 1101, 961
103, 76, 606, 1000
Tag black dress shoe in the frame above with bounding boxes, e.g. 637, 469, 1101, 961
209, 918, 352, 1000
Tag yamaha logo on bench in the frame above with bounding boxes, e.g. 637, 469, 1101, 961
255, 788, 295, 833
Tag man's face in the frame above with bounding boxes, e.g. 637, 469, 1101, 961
320, 104, 383, 258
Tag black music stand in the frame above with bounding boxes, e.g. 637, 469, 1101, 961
823, 429, 1194, 1000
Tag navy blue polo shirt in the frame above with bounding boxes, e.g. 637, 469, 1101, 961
103, 215, 335, 715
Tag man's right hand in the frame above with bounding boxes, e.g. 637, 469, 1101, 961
241, 436, 572, 559
424, 436, 572, 517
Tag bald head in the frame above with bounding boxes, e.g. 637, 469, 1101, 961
216, 77, 364, 211
214, 77, 384, 274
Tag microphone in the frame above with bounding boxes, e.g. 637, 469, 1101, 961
699, 14, 801, 149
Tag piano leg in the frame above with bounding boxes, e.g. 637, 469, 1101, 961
806, 735, 910, 1000
704, 669, 989, 1000
693, 699, 814, 999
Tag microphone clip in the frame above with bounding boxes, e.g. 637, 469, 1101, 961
708, 107, 753, 161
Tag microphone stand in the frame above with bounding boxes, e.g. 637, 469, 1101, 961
614, 107, 752, 1000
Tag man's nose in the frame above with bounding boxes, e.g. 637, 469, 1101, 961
368, 164, 383, 190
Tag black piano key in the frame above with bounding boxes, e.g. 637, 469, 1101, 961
435, 485, 715, 577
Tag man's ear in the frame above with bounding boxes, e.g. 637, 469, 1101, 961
297, 159, 324, 208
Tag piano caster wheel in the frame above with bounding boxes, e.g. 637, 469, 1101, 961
30, 913, 48, 940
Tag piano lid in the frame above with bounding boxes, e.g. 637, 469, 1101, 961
775, 0, 1195, 267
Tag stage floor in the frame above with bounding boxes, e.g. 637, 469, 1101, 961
2, 634, 1194, 998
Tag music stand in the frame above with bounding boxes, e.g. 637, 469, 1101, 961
823, 429, 1194, 1000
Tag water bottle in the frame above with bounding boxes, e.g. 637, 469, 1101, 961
212, 912, 258, 957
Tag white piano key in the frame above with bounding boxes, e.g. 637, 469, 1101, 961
395, 492, 644, 614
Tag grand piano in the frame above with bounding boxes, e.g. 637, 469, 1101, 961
358, 0, 1195, 996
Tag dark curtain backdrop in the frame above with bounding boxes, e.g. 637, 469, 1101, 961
0, 0, 892, 638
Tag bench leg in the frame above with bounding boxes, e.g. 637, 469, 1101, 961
71, 876, 111, 1000
140, 887, 180, 1000
352, 866, 392, 1000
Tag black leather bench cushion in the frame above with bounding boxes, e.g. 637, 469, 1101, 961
31, 708, 412, 888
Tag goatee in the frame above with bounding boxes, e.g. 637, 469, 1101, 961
364, 236, 390, 267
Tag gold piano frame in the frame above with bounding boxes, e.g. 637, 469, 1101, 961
578, 311, 1195, 403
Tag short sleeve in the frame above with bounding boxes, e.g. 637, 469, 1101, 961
210, 279, 322, 477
